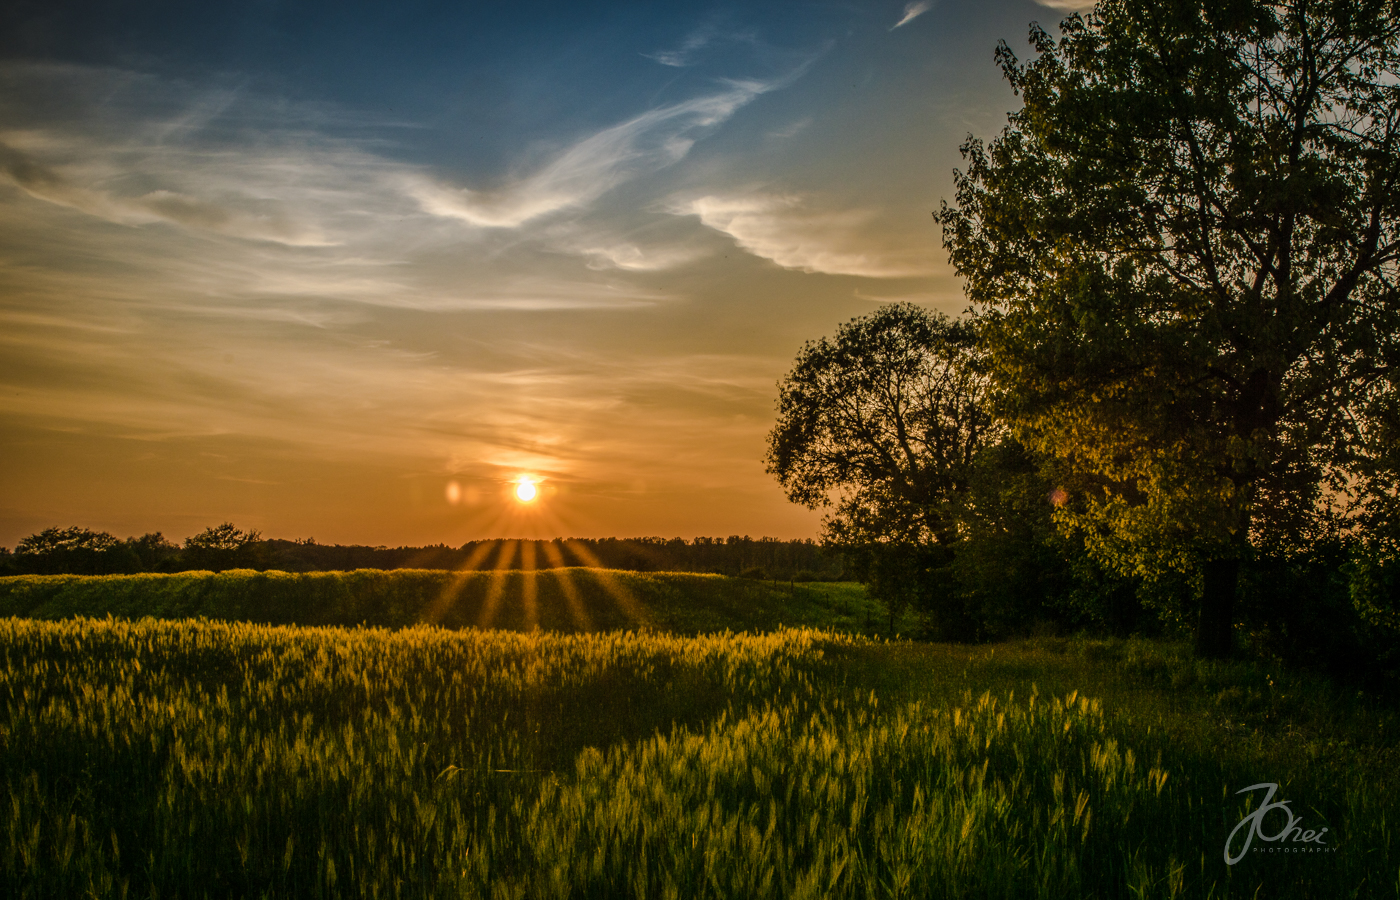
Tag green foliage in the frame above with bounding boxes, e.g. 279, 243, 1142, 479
5, 528, 209, 576
938, 0, 1400, 656
1345, 545, 1400, 675
845, 540, 957, 638
15, 526, 119, 556
184, 522, 260, 552
945, 441, 1149, 640
767, 303, 999, 632
183, 523, 264, 572
1229, 535, 1400, 693
12, 527, 139, 575
765, 309, 1149, 643
123, 532, 181, 572
3, 619, 1396, 898
767, 304, 995, 545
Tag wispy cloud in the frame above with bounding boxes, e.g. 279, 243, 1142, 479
576, 242, 708, 272
411, 80, 781, 229
0, 65, 404, 249
643, 26, 719, 67
766, 117, 811, 140
426, 279, 670, 311
1031, 0, 1096, 10
0, 143, 337, 246
677, 194, 937, 278
0, 66, 701, 476
0, 62, 701, 316
891, 1, 933, 30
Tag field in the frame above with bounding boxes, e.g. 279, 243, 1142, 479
2, 575, 1398, 898
0, 569, 900, 636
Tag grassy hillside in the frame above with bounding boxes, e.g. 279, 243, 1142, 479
0, 568, 909, 635
3, 618, 1395, 898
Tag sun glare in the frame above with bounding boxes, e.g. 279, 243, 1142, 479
515, 478, 538, 503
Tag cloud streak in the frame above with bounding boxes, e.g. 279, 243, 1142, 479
891, 2, 933, 30
678, 194, 937, 278
576, 242, 707, 272
0, 127, 380, 248
410, 80, 782, 228
643, 26, 718, 67
0, 62, 703, 317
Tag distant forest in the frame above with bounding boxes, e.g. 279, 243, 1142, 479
0, 526, 847, 581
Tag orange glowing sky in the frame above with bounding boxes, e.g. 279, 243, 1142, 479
0, 0, 1087, 547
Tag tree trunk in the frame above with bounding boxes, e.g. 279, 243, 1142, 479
1195, 557, 1239, 659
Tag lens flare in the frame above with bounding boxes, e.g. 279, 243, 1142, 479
515, 479, 537, 502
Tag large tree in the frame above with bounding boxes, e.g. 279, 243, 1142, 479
766, 303, 997, 632
938, 0, 1400, 655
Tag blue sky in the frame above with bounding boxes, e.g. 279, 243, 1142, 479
0, 0, 1087, 546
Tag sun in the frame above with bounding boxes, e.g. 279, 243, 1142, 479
514, 478, 538, 503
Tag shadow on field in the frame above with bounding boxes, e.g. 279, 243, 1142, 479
817, 635, 1400, 898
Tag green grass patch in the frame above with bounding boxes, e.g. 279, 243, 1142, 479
0, 569, 900, 636
2, 618, 1396, 898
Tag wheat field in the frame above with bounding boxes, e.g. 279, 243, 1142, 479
4, 614, 1394, 898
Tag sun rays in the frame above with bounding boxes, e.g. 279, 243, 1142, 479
557, 541, 652, 630
419, 471, 653, 632
422, 535, 650, 633
540, 541, 593, 631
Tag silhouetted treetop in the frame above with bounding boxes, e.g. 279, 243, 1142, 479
767, 303, 998, 549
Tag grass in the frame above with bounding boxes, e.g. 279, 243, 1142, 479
0, 569, 905, 636
3, 612, 1397, 898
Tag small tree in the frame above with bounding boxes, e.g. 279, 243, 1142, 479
766, 304, 998, 635
939, 0, 1400, 656
184, 523, 263, 572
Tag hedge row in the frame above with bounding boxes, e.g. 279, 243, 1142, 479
0, 569, 875, 634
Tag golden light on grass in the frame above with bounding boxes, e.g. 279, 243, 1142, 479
515, 478, 538, 502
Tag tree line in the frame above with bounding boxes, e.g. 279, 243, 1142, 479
769, 0, 1400, 684
0, 525, 846, 581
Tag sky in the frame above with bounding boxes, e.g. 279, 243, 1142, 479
0, 0, 1088, 548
